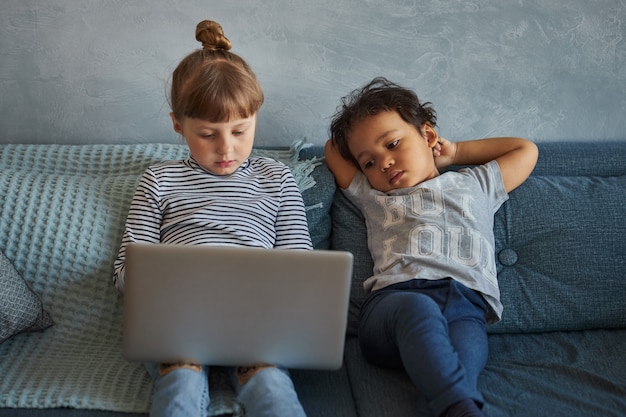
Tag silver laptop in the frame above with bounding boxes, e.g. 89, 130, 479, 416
122, 243, 353, 370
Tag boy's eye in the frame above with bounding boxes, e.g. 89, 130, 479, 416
363, 160, 374, 170
387, 140, 399, 149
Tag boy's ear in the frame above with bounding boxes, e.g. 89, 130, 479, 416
421, 124, 439, 148
170, 112, 183, 134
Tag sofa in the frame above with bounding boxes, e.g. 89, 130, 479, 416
0, 141, 624, 417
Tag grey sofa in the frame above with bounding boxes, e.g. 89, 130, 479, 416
0, 141, 624, 417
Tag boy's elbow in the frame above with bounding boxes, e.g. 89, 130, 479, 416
514, 137, 539, 168
525, 140, 539, 168
517, 140, 539, 187
516, 139, 538, 177
501, 139, 539, 192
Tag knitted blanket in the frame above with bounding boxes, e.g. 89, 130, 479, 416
0, 142, 318, 415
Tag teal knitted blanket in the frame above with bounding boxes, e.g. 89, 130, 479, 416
0, 142, 318, 415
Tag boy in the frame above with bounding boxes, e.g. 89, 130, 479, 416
325, 77, 537, 417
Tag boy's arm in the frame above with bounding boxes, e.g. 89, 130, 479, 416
324, 139, 358, 190
443, 137, 538, 193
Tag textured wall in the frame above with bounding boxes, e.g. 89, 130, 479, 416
1, 0, 625, 146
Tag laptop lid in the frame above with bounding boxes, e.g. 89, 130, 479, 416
122, 243, 353, 370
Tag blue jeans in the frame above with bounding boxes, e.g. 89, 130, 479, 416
359, 278, 489, 417
144, 363, 306, 417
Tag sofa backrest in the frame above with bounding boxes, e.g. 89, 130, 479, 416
1, 141, 622, 340
330, 142, 626, 335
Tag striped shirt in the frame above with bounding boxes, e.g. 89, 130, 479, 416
113, 156, 312, 292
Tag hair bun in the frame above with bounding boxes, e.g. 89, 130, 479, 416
195, 20, 232, 51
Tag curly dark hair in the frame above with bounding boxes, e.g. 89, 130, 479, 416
329, 77, 437, 163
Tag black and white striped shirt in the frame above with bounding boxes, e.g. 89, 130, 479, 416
113, 156, 312, 292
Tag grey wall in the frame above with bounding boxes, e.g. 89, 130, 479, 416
1, 0, 625, 146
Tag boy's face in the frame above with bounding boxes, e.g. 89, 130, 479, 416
170, 113, 256, 175
347, 110, 439, 192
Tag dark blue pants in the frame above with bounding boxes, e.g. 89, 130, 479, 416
358, 278, 489, 417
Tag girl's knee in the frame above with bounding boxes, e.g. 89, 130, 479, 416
159, 362, 202, 375
235, 365, 292, 390
150, 363, 209, 417
154, 363, 207, 389
234, 366, 304, 417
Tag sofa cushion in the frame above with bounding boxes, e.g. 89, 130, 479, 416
482, 329, 626, 416
0, 250, 54, 343
331, 171, 626, 336
343, 329, 626, 417
491, 174, 626, 333
331, 191, 373, 336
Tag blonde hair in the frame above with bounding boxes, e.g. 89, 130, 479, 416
169, 20, 264, 122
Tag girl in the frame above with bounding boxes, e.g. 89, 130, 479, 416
113, 20, 311, 417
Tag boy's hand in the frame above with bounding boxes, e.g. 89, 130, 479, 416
433, 138, 457, 169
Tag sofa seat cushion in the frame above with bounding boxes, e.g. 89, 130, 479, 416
482, 329, 626, 416
343, 329, 626, 417
341, 337, 419, 416
291, 366, 359, 417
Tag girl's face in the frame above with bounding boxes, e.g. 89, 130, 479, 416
347, 110, 440, 192
170, 113, 256, 175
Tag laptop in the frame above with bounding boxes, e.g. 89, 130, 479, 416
122, 243, 353, 370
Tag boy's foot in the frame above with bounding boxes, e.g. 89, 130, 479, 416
444, 398, 486, 417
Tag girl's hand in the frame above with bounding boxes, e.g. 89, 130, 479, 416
433, 138, 457, 169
